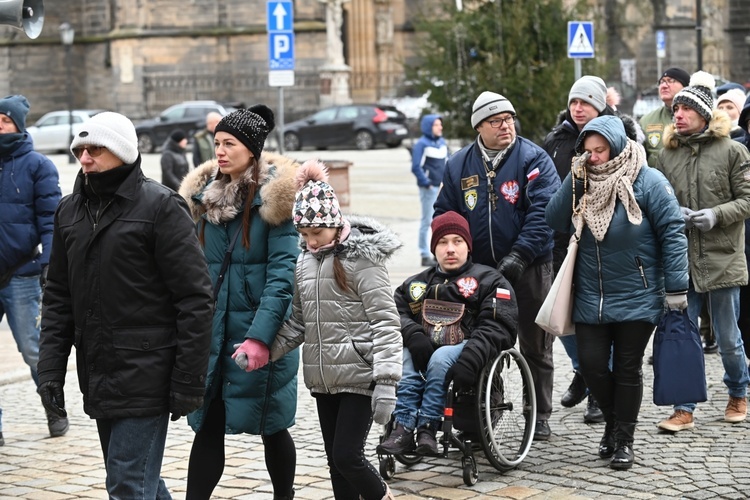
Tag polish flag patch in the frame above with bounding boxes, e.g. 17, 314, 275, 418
526, 168, 540, 181
496, 288, 511, 300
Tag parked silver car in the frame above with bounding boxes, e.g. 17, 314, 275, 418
27, 109, 106, 153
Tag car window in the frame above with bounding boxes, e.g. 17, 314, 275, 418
162, 107, 186, 121
185, 107, 211, 118
312, 109, 337, 123
36, 116, 58, 127
72, 115, 84, 124
337, 106, 359, 120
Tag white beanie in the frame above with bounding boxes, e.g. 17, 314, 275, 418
717, 88, 746, 116
70, 111, 139, 164
568, 75, 608, 113
471, 91, 516, 129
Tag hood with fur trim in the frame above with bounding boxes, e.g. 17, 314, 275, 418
301, 214, 402, 265
179, 152, 298, 227
662, 109, 732, 149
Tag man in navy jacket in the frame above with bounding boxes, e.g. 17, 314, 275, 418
434, 91, 560, 440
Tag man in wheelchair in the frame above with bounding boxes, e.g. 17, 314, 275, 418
378, 211, 518, 456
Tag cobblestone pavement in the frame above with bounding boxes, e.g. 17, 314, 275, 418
1, 149, 748, 499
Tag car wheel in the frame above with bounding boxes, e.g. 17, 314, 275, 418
284, 132, 300, 151
355, 130, 374, 150
138, 133, 154, 154
386, 140, 402, 148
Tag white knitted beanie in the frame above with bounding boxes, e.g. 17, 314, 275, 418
471, 91, 516, 129
70, 111, 139, 164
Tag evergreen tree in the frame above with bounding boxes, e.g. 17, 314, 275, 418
408, 0, 589, 144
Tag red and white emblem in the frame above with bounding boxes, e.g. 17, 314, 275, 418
500, 181, 520, 204
456, 277, 478, 298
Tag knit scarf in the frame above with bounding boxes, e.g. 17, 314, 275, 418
573, 139, 644, 241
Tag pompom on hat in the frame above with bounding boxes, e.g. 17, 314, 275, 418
293, 159, 344, 228
70, 111, 139, 164
672, 71, 716, 123
214, 104, 275, 159
430, 211, 472, 255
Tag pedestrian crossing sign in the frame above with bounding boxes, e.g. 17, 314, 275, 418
568, 21, 594, 58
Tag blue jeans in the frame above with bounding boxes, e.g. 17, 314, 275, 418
393, 341, 466, 430
675, 286, 749, 414
0, 275, 41, 385
96, 414, 172, 499
418, 185, 439, 258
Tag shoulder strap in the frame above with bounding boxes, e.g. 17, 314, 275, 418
213, 223, 243, 301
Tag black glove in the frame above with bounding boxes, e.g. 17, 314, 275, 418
444, 359, 476, 392
38, 380, 67, 418
404, 333, 435, 373
497, 251, 528, 285
169, 392, 204, 421
40, 265, 48, 289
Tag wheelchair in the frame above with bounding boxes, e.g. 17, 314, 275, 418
377, 348, 536, 486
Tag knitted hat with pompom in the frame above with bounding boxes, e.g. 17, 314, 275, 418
292, 159, 344, 228
672, 71, 716, 123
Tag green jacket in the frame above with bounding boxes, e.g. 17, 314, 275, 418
640, 105, 673, 167
654, 111, 750, 292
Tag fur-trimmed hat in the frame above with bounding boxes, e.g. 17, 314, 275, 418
0, 95, 30, 133
672, 71, 716, 123
70, 111, 139, 164
293, 159, 344, 228
214, 105, 275, 159
430, 211, 472, 255
471, 91, 515, 129
568, 76, 608, 113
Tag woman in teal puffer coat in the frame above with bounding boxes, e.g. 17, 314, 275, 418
546, 115, 688, 471
179, 106, 300, 500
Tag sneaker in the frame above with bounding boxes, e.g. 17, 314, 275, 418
377, 423, 415, 455
421, 256, 437, 267
703, 339, 718, 354
583, 395, 605, 423
46, 412, 69, 438
725, 396, 747, 423
533, 419, 551, 441
415, 427, 439, 456
657, 410, 694, 432
561, 371, 588, 408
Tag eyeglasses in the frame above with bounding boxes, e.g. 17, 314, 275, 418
485, 116, 515, 128
72, 145, 107, 159
659, 77, 679, 86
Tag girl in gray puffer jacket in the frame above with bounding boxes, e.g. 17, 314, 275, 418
270, 160, 402, 500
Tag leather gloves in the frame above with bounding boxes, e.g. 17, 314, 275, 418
497, 251, 527, 286
38, 381, 66, 418
371, 384, 397, 425
232, 339, 270, 372
169, 392, 204, 421
690, 208, 717, 232
680, 207, 695, 230
444, 359, 476, 392
666, 293, 689, 311
40, 265, 48, 288
404, 333, 434, 373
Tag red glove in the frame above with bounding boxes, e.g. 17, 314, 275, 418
232, 339, 270, 372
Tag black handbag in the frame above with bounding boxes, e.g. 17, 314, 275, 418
653, 309, 708, 406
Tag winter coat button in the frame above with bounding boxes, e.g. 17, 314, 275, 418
183, 374, 191, 382
142, 341, 150, 350
86, 309, 93, 317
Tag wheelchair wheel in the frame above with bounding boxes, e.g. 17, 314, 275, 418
462, 455, 478, 486
393, 451, 423, 466
379, 455, 396, 479
476, 348, 537, 470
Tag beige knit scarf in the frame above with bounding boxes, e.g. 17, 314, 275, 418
572, 139, 644, 241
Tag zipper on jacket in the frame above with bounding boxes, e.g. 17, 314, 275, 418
635, 256, 649, 288
596, 242, 604, 322
315, 255, 330, 394
84, 175, 114, 231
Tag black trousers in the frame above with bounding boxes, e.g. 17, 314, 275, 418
314, 392, 387, 500
576, 321, 654, 440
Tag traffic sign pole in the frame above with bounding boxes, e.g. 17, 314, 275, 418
656, 30, 666, 80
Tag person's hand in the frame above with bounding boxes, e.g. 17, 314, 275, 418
232, 340, 270, 372
497, 251, 527, 286
572, 152, 590, 179
404, 333, 434, 373
444, 360, 476, 392
38, 381, 66, 418
371, 384, 397, 425
169, 392, 204, 421
666, 293, 688, 311
680, 207, 695, 229
691, 208, 717, 232
40, 265, 48, 288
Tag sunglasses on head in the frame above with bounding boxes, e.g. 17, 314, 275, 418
72, 145, 107, 159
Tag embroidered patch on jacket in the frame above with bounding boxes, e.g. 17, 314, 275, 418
464, 189, 478, 210
647, 131, 662, 148
526, 168, 540, 181
409, 281, 427, 301
456, 277, 478, 298
461, 175, 479, 190
500, 181, 519, 204
496, 287, 511, 300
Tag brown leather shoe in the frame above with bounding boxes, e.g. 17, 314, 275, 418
657, 410, 694, 432
725, 396, 747, 423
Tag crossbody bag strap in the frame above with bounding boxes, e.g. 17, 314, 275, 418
213, 223, 244, 302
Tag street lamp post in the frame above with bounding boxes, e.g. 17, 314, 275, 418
59, 23, 75, 164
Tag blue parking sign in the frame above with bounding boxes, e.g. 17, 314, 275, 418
269, 32, 295, 70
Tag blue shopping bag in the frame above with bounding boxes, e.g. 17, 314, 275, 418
652, 309, 708, 406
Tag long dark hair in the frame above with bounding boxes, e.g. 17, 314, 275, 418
331, 227, 350, 293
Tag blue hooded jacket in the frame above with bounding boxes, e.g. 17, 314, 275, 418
0, 133, 61, 278
411, 114, 447, 187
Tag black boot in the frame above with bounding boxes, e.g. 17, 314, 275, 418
598, 420, 616, 459
561, 371, 587, 408
377, 422, 415, 455
273, 490, 294, 500
583, 394, 605, 423
610, 421, 636, 470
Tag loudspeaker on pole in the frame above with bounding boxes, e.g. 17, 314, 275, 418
0, 0, 44, 39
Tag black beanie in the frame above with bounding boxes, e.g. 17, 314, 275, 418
169, 129, 187, 143
214, 105, 275, 159
659, 68, 690, 88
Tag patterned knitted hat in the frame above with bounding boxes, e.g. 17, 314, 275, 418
672, 71, 715, 123
430, 211, 472, 254
214, 105, 275, 159
293, 159, 344, 228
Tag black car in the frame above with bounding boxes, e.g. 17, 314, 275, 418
134, 100, 238, 153
283, 104, 409, 151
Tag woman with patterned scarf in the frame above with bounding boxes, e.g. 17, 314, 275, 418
546, 115, 689, 470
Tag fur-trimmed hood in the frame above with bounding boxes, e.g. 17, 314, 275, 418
302, 215, 402, 265
178, 151, 299, 227
662, 109, 732, 149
